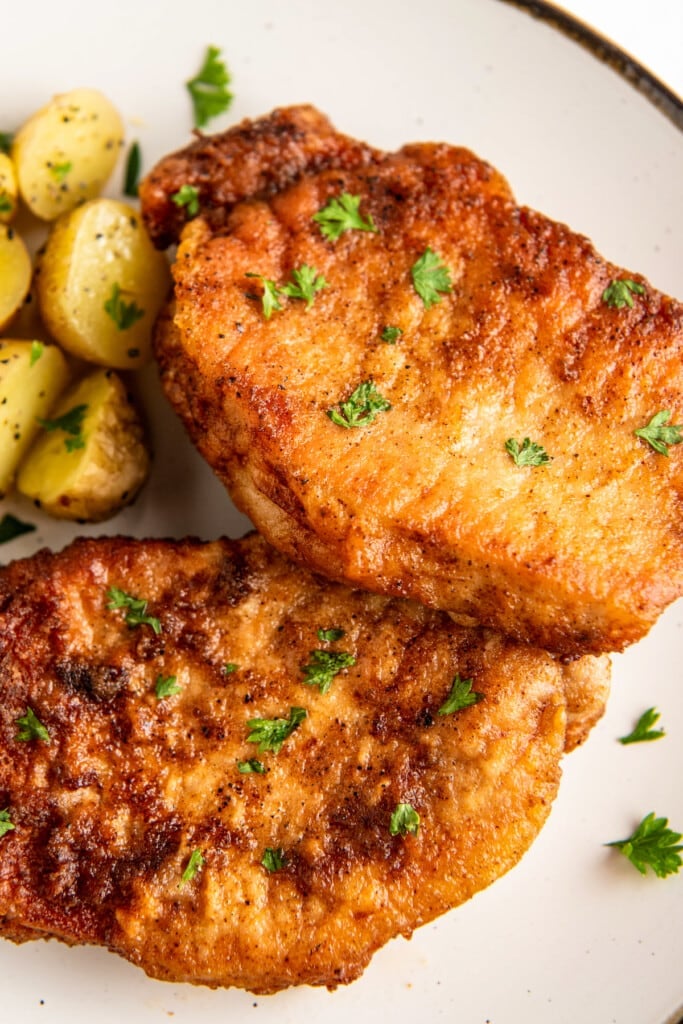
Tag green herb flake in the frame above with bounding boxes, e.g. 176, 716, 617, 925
171, 183, 200, 217
602, 278, 646, 309
618, 707, 665, 745
106, 586, 162, 634
317, 627, 345, 643
606, 812, 682, 878
179, 848, 205, 886
0, 132, 13, 155
50, 161, 72, 183
313, 192, 377, 241
246, 706, 307, 754
381, 326, 403, 344
437, 675, 484, 716
223, 662, 239, 675
0, 808, 15, 839
15, 706, 50, 743
0, 513, 36, 545
0, 194, 13, 215
505, 436, 552, 467
261, 846, 287, 872
327, 379, 391, 429
411, 248, 453, 308
390, 803, 420, 837
237, 758, 267, 775
104, 282, 145, 331
634, 410, 683, 456
279, 264, 328, 308
301, 650, 355, 695
30, 340, 44, 366
245, 272, 283, 320
37, 403, 87, 452
124, 141, 142, 198
186, 45, 233, 128
155, 674, 182, 699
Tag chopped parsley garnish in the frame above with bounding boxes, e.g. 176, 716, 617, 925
179, 848, 205, 886
312, 192, 377, 241
155, 674, 182, 699
411, 248, 453, 308
602, 278, 646, 309
171, 183, 200, 217
301, 650, 355, 695
124, 141, 142, 198
606, 813, 682, 878
618, 707, 665, 745
317, 627, 345, 643
245, 273, 283, 320
437, 675, 484, 716
50, 161, 72, 183
0, 132, 13, 155
104, 282, 145, 330
261, 846, 287, 872
634, 410, 683, 456
279, 264, 328, 308
0, 808, 15, 839
15, 707, 50, 743
186, 45, 233, 128
37, 403, 87, 452
237, 758, 266, 774
327, 380, 391, 429
30, 340, 44, 366
223, 662, 239, 675
106, 586, 162, 634
0, 194, 13, 215
505, 436, 551, 467
381, 326, 403, 344
0, 513, 35, 545
246, 706, 307, 754
390, 803, 420, 837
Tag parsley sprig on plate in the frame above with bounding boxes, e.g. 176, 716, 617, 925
186, 46, 233, 128
606, 813, 682, 878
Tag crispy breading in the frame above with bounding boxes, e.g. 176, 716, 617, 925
142, 105, 683, 657
0, 534, 606, 992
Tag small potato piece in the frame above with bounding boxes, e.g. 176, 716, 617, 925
17, 368, 150, 522
0, 226, 31, 330
0, 339, 70, 497
0, 153, 18, 223
12, 88, 124, 221
37, 198, 171, 368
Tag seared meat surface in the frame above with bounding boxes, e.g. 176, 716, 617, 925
142, 105, 683, 657
0, 534, 606, 991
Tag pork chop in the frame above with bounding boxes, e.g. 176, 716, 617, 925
142, 105, 683, 657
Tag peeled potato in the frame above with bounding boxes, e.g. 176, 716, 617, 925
11, 88, 124, 221
0, 339, 70, 497
0, 153, 18, 224
0, 226, 31, 331
17, 368, 150, 521
37, 198, 171, 368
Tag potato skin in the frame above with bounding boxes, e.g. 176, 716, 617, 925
37, 198, 171, 369
17, 368, 150, 521
11, 88, 123, 221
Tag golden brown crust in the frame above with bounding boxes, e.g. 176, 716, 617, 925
0, 534, 601, 991
145, 105, 683, 657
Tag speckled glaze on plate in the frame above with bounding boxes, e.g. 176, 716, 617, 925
0, 1, 681, 1022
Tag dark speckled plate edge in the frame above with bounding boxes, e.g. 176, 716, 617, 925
499, 0, 683, 130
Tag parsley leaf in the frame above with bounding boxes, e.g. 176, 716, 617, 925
261, 846, 287, 872
606, 813, 682, 878
104, 282, 145, 331
155, 674, 182, 699
30, 340, 44, 366
124, 141, 142, 198
0, 132, 13, 155
634, 410, 683, 456
179, 848, 205, 886
186, 45, 233, 128
313, 192, 377, 241
301, 650, 355, 695
106, 586, 162, 634
437, 675, 484, 716
317, 627, 345, 643
49, 161, 72, 183
0, 808, 15, 839
602, 278, 646, 309
37, 404, 87, 452
0, 194, 13, 215
327, 380, 391, 429
237, 758, 266, 774
246, 706, 307, 754
390, 803, 420, 837
505, 436, 551, 467
223, 662, 239, 675
279, 264, 328, 308
15, 707, 50, 743
618, 707, 665, 745
171, 183, 200, 217
0, 513, 35, 545
381, 326, 403, 344
245, 272, 283, 320
411, 248, 453, 308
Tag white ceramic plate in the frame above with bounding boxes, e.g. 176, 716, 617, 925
1, 2, 682, 1022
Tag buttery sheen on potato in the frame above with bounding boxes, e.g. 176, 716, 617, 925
0, 154, 18, 224
17, 368, 151, 521
37, 198, 171, 368
11, 88, 124, 221
0, 226, 32, 331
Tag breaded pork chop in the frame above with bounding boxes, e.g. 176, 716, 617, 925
0, 533, 606, 992
142, 105, 683, 657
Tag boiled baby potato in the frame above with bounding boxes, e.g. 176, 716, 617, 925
0, 339, 70, 497
0, 153, 18, 223
12, 88, 124, 221
0, 226, 31, 331
37, 198, 171, 368
17, 368, 150, 522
